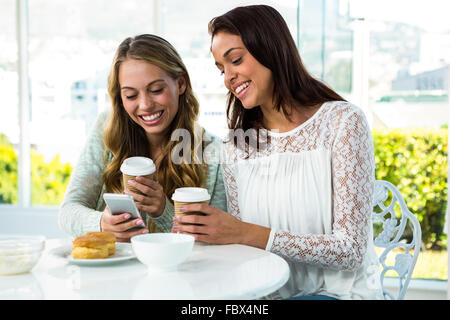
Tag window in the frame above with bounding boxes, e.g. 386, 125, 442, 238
363, 0, 448, 281
0, 0, 18, 205
299, 0, 353, 95
300, 0, 448, 283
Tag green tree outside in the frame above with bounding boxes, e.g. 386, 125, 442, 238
30, 148, 73, 205
0, 133, 72, 206
372, 127, 448, 249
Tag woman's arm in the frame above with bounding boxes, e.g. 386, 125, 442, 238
58, 113, 108, 237
145, 196, 174, 232
269, 107, 375, 271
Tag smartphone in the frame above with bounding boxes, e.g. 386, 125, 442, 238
103, 193, 145, 228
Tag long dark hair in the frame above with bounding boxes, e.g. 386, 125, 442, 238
208, 5, 345, 133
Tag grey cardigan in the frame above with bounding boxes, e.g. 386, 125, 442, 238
58, 112, 227, 237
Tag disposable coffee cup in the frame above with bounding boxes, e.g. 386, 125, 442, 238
171, 187, 211, 217
120, 157, 156, 195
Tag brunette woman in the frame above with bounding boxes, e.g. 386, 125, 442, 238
172, 5, 383, 300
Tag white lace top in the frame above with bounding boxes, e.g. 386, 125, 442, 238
221, 101, 383, 299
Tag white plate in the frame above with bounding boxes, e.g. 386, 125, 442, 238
49, 242, 136, 266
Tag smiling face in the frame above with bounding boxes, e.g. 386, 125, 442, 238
211, 31, 274, 110
118, 58, 186, 143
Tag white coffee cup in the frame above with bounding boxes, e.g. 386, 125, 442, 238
120, 157, 156, 194
171, 187, 211, 216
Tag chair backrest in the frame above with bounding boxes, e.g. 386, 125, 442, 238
372, 180, 422, 300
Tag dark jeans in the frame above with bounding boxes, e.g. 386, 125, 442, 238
287, 295, 339, 300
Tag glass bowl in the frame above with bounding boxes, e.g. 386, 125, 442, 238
0, 235, 46, 276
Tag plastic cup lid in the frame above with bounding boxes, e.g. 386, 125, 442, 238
171, 187, 211, 202
120, 157, 156, 176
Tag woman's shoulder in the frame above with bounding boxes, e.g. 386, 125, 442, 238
82, 111, 111, 159
93, 110, 110, 131
81, 110, 110, 140
323, 100, 369, 128
325, 100, 365, 117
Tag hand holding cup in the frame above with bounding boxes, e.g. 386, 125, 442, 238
171, 201, 245, 245
125, 176, 166, 218
120, 156, 165, 217
171, 187, 211, 218
120, 157, 156, 194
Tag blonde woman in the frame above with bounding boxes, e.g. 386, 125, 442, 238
59, 34, 226, 242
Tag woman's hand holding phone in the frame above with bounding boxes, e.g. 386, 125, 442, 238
100, 201, 149, 242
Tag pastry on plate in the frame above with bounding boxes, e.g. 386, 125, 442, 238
72, 236, 108, 259
83, 232, 116, 255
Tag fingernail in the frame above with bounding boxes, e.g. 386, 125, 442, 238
136, 219, 143, 225
128, 179, 134, 185
179, 206, 185, 212
142, 229, 148, 234
124, 189, 129, 194
124, 214, 131, 219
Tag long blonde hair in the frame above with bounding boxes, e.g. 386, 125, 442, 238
103, 34, 206, 198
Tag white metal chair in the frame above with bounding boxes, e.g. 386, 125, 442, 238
372, 180, 422, 300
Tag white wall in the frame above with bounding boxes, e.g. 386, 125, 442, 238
0, 206, 67, 239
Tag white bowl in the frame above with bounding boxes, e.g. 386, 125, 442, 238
0, 235, 46, 276
131, 233, 194, 272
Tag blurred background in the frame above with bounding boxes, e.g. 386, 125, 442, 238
0, 0, 448, 293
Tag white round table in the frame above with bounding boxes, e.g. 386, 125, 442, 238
0, 238, 290, 300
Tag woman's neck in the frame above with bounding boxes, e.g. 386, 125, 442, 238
260, 103, 320, 133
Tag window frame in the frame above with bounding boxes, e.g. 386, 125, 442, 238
16, 0, 31, 208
